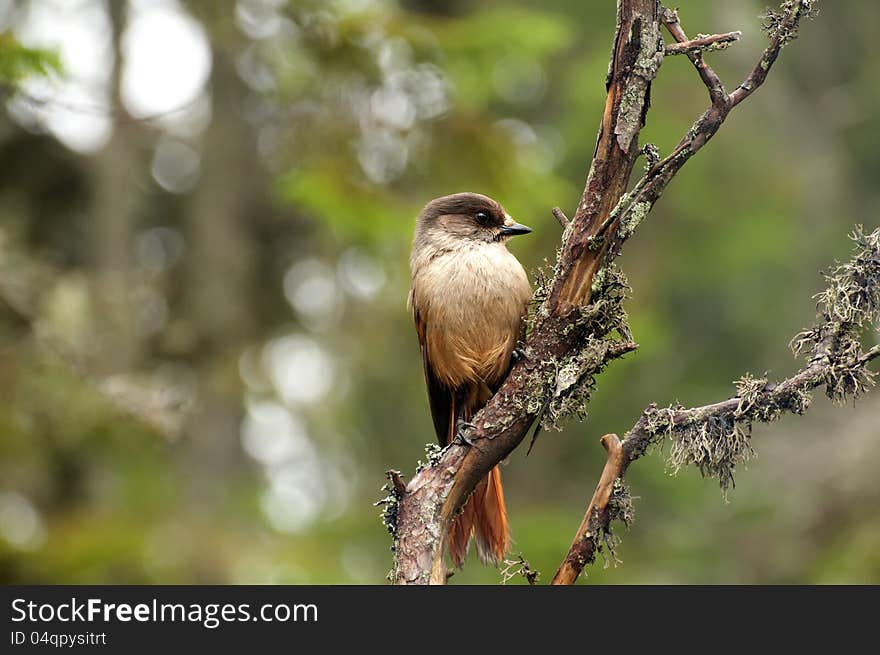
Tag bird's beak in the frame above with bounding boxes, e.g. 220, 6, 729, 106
500, 214, 532, 237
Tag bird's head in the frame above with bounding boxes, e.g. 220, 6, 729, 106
415, 192, 532, 246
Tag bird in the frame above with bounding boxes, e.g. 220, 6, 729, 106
408, 192, 532, 567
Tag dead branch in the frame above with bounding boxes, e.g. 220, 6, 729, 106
386, 470, 407, 496
547, 0, 663, 314
664, 31, 742, 56
551, 434, 625, 585
601, 2, 821, 263
731, 0, 819, 107
389, 0, 821, 585
660, 6, 727, 105
552, 225, 880, 584
552, 207, 570, 229
500, 556, 540, 585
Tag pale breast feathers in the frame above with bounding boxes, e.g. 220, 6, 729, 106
411, 244, 530, 388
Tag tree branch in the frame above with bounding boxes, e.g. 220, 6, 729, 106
603, 0, 817, 264
552, 225, 880, 584
552, 207, 570, 229
730, 0, 819, 107
551, 434, 625, 585
859, 345, 880, 366
660, 6, 728, 105
389, 0, 820, 585
548, 0, 663, 314
664, 31, 742, 57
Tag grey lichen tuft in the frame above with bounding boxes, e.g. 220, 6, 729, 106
786, 386, 813, 415
790, 225, 880, 401
541, 266, 633, 431
824, 332, 877, 403
761, 1, 820, 46
415, 442, 444, 474
813, 226, 880, 328
529, 261, 554, 313
641, 142, 661, 171
641, 398, 756, 496
587, 233, 605, 252
734, 372, 768, 417
585, 265, 631, 337
667, 415, 754, 497
542, 339, 604, 430
375, 477, 403, 540
596, 530, 623, 569
617, 201, 651, 241
615, 17, 663, 153
500, 555, 540, 585
733, 372, 789, 422
789, 326, 820, 359
608, 479, 635, 527
642, 403, 678, 440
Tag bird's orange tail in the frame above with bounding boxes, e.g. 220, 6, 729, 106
447, 465, 509, 567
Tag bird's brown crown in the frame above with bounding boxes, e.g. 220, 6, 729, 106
419, 192, 506, 227
415, 192, 527, 245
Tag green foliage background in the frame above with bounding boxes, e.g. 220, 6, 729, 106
0, 0, 878, 584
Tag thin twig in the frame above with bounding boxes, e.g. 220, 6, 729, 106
386, 470, 407, 495
664, 31, 742, 56
604, 1, 817, 260
661, 6, 729, 106
552, 207, 570, 229
730, 0, 818, 107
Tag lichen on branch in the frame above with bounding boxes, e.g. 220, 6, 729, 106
552, 224, 879, 585
635, 224, 879, 495
761, 0, 820, 45
389, 0, 837, 586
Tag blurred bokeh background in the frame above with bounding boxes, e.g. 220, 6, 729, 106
0, 0, 878, 585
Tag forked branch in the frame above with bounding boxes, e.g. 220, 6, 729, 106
553, 225, 879, 584
389, 0, 823, 585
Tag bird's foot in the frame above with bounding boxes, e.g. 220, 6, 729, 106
511, 345, 528, 363
454, 418, 477, 446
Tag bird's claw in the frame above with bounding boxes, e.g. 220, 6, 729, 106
511, 346, 527, 363
454, 418, 477, 446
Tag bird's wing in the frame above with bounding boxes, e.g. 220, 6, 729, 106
410, 286, 455, 446
488, 297, 529, 395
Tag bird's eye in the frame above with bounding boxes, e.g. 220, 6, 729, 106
475, 211, 492, 224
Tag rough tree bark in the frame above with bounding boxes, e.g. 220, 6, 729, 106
383, 0, 874, 586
